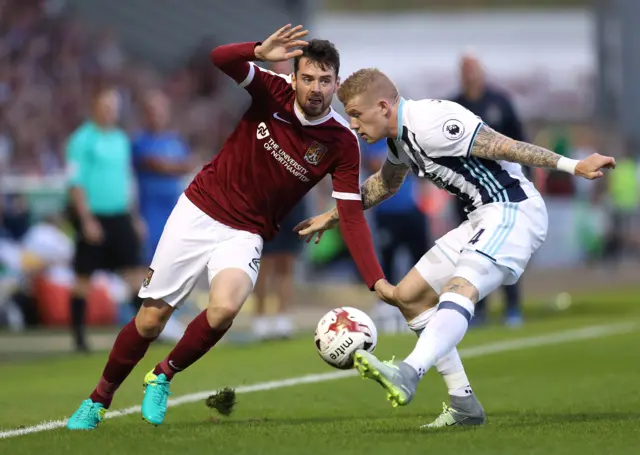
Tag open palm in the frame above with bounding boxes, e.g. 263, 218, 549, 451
255, 24, 309, 62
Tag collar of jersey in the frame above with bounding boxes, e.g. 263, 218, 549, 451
395, 97, 406, 141
293, 100, 334, 126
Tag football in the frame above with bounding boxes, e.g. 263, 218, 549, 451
314, 307, 378, 369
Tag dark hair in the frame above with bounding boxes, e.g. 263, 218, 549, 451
294, 39, 340, 77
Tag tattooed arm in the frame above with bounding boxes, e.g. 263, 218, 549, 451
294, 160, 410, 243
327, 159, 410, 223
471, 124, 562, 168
470, 124, 616, 180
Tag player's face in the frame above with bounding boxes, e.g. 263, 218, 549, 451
145, 92, 170, 130
461, 57, 484, 91
292, 58, 338, 119
94, 90, 120, 127
344, 94, 389, 143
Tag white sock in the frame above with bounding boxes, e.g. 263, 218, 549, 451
435, 348, 473, 397
404, 292, 474, 379
406, 304, 473, 395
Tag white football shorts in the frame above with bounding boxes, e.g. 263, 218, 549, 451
415, 196, 548, 300
138, 193, 264, 308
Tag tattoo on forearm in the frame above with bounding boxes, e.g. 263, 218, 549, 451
361, 162, 408, 211
330, 161, 408, 222
471, 125, 561, 169
361, 173, 391, 211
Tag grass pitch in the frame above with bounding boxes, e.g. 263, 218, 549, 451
1, 289, 639, 454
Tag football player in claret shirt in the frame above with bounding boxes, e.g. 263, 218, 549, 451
67, 24, 393, 430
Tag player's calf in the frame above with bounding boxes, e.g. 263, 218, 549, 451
403, 288, 476, 379
404, 253, 507, 379
67, 301, 172, 430
393, 269, 483, 417
393, 267, 440, 321
141, 269, 253, 425
142, 310, 232, 426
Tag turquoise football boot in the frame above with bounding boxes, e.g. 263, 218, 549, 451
141, 370, 171, 425
66, 399, 107, 430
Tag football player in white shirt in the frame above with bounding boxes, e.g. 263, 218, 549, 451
295, 68, 615, 428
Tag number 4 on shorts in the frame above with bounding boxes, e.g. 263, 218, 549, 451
468, 228, 485, 245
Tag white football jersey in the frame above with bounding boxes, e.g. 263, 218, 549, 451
387, 98, 539, 211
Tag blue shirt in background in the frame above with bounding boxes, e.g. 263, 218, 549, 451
132, 131, 190, 261
361, 139, 419, 214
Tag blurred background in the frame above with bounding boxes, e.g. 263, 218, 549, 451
1, 0, 639, 358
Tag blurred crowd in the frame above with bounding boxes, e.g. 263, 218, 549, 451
0, 0, 243, 341
0, 0, 237, 177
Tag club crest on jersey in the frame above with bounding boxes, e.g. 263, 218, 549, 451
304, 141, 328, 165
256, 122, 270, 140
142, 268, 154, 288
443, 119, 464, 141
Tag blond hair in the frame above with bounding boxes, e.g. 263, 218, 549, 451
337, 68, 399, 105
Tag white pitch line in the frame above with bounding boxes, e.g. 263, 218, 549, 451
0, 321, 635, 440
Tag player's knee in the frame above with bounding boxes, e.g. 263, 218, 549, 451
206, 301, 241, 329
441, 276, 479, 303
135, 298, 173, 337
206, 287, 250, 328
450, 251, 510, 303
207, 268, 253, 328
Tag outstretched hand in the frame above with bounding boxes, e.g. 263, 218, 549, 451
293, 211, 339, 244
255, 24, 309, 62
575, 153, 616, 180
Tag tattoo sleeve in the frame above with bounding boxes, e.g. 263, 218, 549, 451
330, 160, 409, 222
471, 124, 562, 169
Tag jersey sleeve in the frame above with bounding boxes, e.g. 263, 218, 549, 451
331, 136, 363, 201
413, 100, 484, 159
210, 42, 291, 100
332, 136, 385, 290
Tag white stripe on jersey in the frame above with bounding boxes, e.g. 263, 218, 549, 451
239, 62, 292, 89
238, 63, 255, 88
332, 191, 361, 201
255, 63, 293, 83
